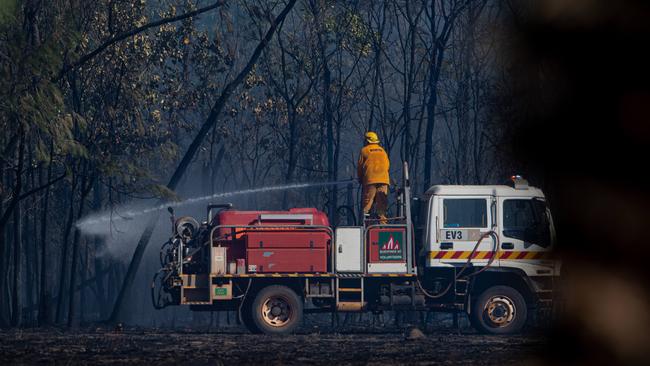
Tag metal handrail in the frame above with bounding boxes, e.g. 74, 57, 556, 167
363, 216, 406, 222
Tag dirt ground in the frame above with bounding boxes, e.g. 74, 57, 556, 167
0, 326, 546, 365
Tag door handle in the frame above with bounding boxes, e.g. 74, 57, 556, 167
440, 242, 453, 250
501, 242, 514, 250
338, 245, 343, 253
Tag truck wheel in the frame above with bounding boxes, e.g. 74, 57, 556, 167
471, 285, 527, 334
250, 285, 303, 335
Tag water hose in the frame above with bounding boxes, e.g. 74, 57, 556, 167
417, 230, 500, 299
236, 279, 253, 323
151, 269, 172, 309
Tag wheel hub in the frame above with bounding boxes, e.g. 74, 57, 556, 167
484, 295, 516, 327
261, 296, 293, 327
271, 306, 282, 316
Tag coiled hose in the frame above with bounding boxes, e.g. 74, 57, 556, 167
151, 269, 174, 309
417, 230, 500, 299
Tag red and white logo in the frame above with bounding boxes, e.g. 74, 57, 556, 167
381, 236, 400, 251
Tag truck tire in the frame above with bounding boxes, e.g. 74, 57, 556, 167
240, 300, 261, 334
470, 285, 527, 334
250, 285, 303, 335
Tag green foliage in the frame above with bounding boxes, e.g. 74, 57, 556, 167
341, 11, 373, 57
0, 0, 17, 25
0, 0, 229, 201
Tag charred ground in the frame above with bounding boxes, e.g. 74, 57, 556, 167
0, 326, 545, 365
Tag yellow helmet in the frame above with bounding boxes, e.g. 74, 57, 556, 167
365, 131, 380, 144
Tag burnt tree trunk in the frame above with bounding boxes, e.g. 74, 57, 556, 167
311, 0, 338, 224
320, 36, 336, 224
0, 223, 6, 327
11, 198, 22, 327
38, 142, 54, 325
55, 175, 78, 324
67, 171, 94, 327
10, 132, 25, 327
423, 0, 462, 190
91, 179, 109, 319
24, 150, 36, 326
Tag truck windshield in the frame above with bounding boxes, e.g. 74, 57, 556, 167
503, 199, 551, 247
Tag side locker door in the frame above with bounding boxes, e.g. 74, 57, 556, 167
335, 227, 363, 272
434, 196, 494, 266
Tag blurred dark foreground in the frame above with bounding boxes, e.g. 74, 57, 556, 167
505, 0, 650, 365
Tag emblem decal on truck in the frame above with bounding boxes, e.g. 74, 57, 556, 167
378, 231, 404, 260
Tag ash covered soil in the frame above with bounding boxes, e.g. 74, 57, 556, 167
0, 326, 546, 365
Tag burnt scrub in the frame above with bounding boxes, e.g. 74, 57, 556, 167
0, 327, 545, 365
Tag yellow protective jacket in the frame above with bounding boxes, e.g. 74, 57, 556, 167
357, 143, 390, 185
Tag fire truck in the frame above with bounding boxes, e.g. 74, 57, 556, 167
152, 162, 559, 335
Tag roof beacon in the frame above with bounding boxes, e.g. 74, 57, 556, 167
510, 175, 529, 190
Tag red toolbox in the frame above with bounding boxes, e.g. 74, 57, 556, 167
245, 230, 329, 249
246, 248, 328, 273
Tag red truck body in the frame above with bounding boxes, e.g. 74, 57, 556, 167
210, 208, 331, 274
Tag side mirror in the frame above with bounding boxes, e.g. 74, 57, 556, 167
167, 206, 174, 215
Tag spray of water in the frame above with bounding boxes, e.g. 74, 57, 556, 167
76, 179, 354, 229
76, 179, 354, 259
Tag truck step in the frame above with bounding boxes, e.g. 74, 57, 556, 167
338, 288, 362, 292
337, 301, 367, 311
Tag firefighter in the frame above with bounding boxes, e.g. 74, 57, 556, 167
357, 131, 390, 224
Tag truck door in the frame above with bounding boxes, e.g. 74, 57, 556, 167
431, 196, 496, 267
498, 197, 554, 268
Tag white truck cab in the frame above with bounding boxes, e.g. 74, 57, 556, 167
424, 179, 557, 275
418, 176, 560, 333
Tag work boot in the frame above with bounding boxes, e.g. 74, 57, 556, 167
379, 215, 388, 225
